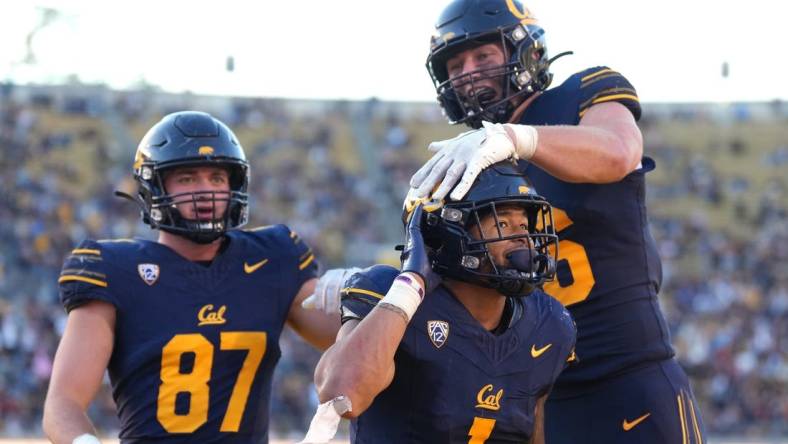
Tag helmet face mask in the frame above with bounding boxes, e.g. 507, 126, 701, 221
426, 0, 553, 128
131, 111, 250, 244
149, 187, 245, 244
405, 162, 558, 297
433, 196, 557, 296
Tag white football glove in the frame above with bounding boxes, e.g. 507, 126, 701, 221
302, 267, 362, 314
409, 121, 538, 201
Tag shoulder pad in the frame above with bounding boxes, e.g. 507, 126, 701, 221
242, 224, 287, 242
242, 225, 317, 272
59, 239, 115, 312
344, 264, 399, 297
576, 66, 641, 121
59, 240, 108, 289
340, 265, 399, 323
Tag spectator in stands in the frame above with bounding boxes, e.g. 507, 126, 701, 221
0, 84, 784, 439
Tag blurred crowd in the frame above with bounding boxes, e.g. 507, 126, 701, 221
0, 83, 785, 439
641, 107, 788, 437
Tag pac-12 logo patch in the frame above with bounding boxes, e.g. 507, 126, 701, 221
428, 320, 449, 349
138, 263, 160, 286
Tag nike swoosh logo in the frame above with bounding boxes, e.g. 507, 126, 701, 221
244, 259, 269, 274
531, 343, 552, 358
622, 412, 651, 431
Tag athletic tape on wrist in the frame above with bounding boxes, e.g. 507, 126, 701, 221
380, 274, 424, 321
505, 123, 538, 161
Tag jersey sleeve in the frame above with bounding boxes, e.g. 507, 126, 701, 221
577, 66, 641, 121
58, 240, 118, 312
340, 265, 399, 324
278, 225, 319, 288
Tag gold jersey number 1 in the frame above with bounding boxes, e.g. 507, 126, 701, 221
468, 416, 496, 443
156, 331, 267, 433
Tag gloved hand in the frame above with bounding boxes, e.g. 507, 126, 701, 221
399, 204, 441, 293
409, 121, 538, 201
302, 267, 362, 314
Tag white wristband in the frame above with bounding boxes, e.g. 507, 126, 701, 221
73, 434, 101, 444
380, 274, 424, 322
504, 123, 538, 161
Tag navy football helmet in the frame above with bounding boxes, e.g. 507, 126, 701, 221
121, 111, 249, 243
403, 162, 558, 296
427, 0, 562, 128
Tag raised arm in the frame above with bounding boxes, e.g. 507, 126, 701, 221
300, 205, 438, 443
298, 265, 424, 444
313, 289, 415, 417
43, 301, 115, 444
526, 101, 642, 183
410, 101, 643, 200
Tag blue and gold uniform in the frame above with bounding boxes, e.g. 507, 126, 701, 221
341, 265, 576, 444
58, 225, 317, 444
517, 67, 706, 442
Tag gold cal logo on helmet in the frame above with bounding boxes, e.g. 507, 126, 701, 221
505, 0, 538, 25
198, 146, 215, 156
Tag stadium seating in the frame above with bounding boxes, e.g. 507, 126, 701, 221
0, 83, 785, 439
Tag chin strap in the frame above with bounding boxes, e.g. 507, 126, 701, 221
493, 270, 534, 296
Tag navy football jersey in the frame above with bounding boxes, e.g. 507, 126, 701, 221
58, 225, 318, 444
515, 66, 673, 388
341, 266, 576, 443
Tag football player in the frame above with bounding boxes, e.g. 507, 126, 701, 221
407, 0, 707, 442
42, 111, 339, 444
300, 163, 576, 444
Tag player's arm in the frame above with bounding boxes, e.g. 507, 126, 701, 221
297, 289, 415, 444
301, 267, 364, 315
531, 394, 548, 444
287, 277, 341, 351
526, 101, 643, 183
411, 97, 643, 200
313, 305, 404, 416
313, 204, 436, 418
43, 301, 115, 444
